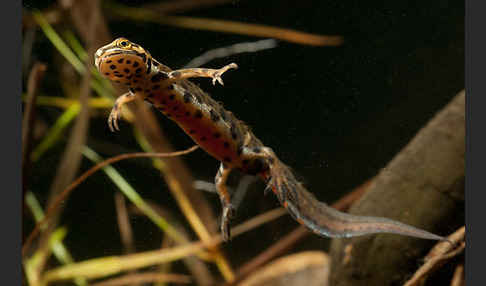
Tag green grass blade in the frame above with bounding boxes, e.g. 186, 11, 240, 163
32, 11, 85, 74
31, 104, 80, 162
82, 147, 186, 243
63, 30, 88, 62
32, 11, 114, 99
25, 192, 88, 286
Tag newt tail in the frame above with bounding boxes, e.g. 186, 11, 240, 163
95, 37, 448, 242
263, 155, 446, 240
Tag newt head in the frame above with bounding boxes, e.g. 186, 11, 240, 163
95, 37, 152, 85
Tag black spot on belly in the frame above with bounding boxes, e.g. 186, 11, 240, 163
117, 58, 124, 63
194, 110, 203, 118
151, 72, 168, 83
106, 60, 112, 63
210, 110, 220, 122
194, 93, 202, 104
230, 125, 238, 140
126, 60, 131, 64
133, 61, 139, 67
135, 68, 142, 73
169, 94, 175, 100
146, 58, 152, 74
267, 157, 275, 165
183, 92, 192, 103
223, 142, 230, 148
220, 110, 227, 120
115, 74, 124, 78
110, 65, 116, 70
124, 68, 130, 73
245, 158, 266, 175
213, 132, 221, 138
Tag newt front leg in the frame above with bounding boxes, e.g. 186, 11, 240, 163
108, 91, 137, 132
168, 63, 238, 85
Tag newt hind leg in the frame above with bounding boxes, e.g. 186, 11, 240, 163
214, 163, 235, 241
240, 145, 299, 204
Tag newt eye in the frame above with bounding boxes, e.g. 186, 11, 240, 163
119, 40, 130, 48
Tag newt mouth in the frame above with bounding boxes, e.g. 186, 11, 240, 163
95, 49, 140, 70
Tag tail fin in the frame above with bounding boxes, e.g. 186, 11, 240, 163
266, 157, 446, 241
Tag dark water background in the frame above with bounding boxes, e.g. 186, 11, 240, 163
24, 0, 463, 269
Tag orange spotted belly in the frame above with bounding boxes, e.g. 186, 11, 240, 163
149, 90, 243, 168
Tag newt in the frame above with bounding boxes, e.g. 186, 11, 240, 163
95, 38, 447, 242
